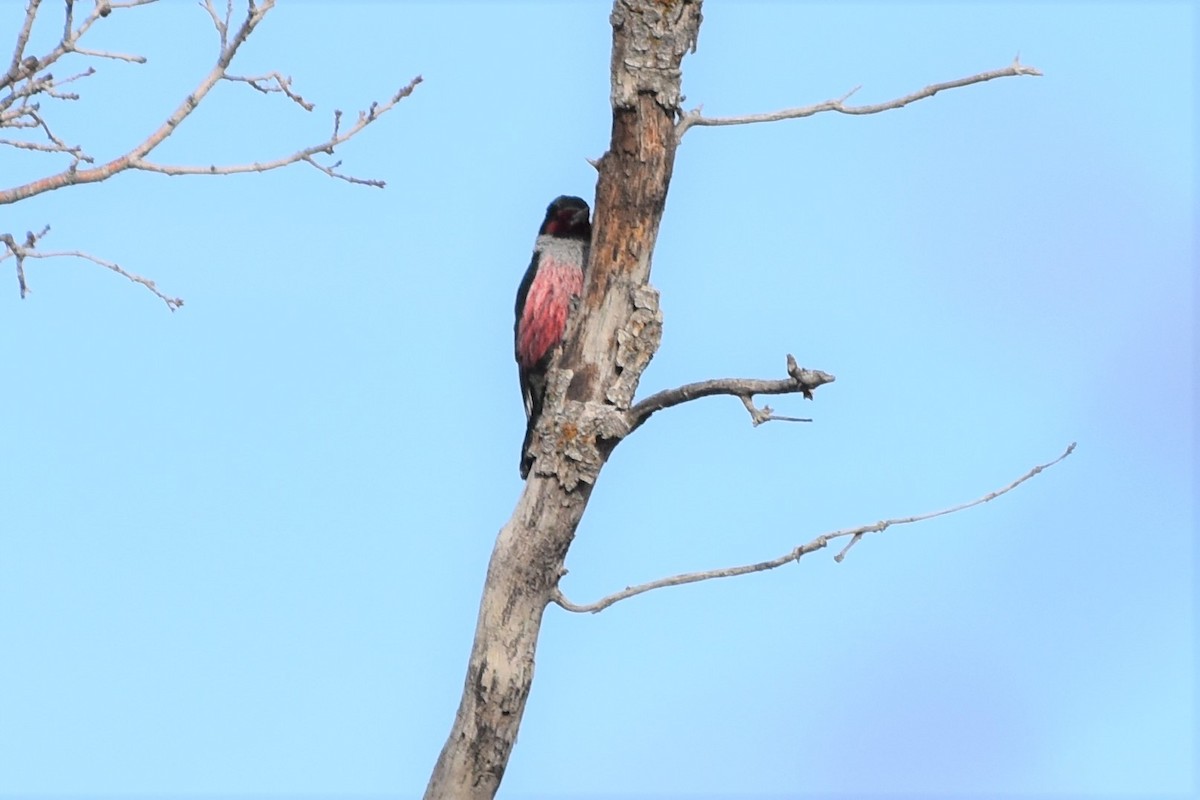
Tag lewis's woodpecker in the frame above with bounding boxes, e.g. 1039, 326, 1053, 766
514, 195, 592, 479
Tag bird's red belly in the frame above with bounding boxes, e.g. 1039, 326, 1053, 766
516, 259, 583, 368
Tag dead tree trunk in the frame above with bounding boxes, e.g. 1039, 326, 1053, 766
422, 1, 703, 797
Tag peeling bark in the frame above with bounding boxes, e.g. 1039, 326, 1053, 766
422, 2, 703, 798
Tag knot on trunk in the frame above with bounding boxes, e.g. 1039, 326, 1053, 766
533, 367, 632, 490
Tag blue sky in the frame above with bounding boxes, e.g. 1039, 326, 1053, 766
0, 2, 1193, 798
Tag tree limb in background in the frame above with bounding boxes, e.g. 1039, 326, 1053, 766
676, 57, 1042, 139
1, 0, 421, 308
554, 443, 1077, 614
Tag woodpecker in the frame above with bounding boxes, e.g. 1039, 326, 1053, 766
514, 195, 592, 479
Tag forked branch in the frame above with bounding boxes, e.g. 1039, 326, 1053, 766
676, 56, 1043, 139
627, 353, 834, 433
553, 442, 1077, 613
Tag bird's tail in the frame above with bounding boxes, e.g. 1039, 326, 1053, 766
519, 367, 547, 480
519, 421, 535, 480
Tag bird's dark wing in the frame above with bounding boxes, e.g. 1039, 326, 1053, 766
514, 248, 540, 421
514, 250, 539, 358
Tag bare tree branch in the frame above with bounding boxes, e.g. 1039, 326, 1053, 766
0, 226, 182, 309
627, 353, 834, 434
20, 249, 182, 311
676, 56, 1043, 139
129, 77, 420, 183
2, 0, 155, 101
62, 0, 76, 45
553, 443, 1077, 614
3, 0, 421, 306
3, 0, 42, 92
200, 0, 228, 44
3, 0, 268, 202
1, 2, 422, 204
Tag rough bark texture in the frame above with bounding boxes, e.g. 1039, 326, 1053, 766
423, 2, 702, 798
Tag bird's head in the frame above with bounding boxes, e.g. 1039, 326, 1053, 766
539, 195, 592, 239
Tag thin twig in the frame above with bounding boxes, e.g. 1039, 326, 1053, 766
224, 71, 314, 110
738, 394, 812, 426
70, 45, 147, 63
62, 0, 75, 44
553, 443, 1077, 613
1, 225, 181, 309
0, 137, 86, 159
302, 155, 385, 187
676, 57, 1043, 140
22, 249, 182, 310
49, 66, 97, 88
201, 0, 226, 42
